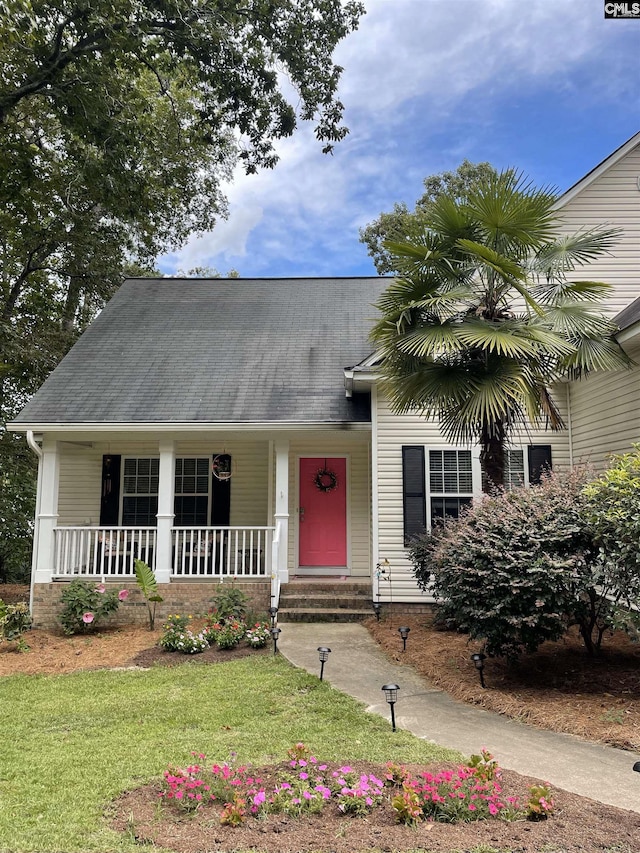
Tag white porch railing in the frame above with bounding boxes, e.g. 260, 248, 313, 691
172, 527, 274, 578
53, 526, 275, 579
53, 527, 156, 578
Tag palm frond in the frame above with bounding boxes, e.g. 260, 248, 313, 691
531, 279, 613, 304
543, 302, 619, 337
559, 335, 633, 377
533, 227, 621, 275
396, 323, 464, 358
454, 319, 542, 358
464, 169, 558, 249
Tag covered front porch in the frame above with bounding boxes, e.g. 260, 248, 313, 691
28, 428, 373, 617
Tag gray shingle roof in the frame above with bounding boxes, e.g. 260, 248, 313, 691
13, 277, 388, 425
615, 295, 640, 333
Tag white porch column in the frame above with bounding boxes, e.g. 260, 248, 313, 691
274, 440, 290, 583
34, 437, 59, 583
155, 439, 175, 584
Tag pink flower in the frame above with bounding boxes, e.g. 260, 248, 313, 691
96, 584, 106, 593
82, 612, 94, 624
118, 589, 130, 601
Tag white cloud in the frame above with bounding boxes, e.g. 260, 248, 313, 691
161, 0, 640, 278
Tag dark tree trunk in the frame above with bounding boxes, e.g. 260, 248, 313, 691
479, 421, 506, 493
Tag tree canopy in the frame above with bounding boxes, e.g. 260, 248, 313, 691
359, 161, 497, 275
0, 0, 364, 580
370, 168, 631, 490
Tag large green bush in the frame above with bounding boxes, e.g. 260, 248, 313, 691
582, 446, 640, 639
410, 470, 604, 659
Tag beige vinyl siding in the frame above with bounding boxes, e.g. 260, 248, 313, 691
288, 435, 371, 577
56, 439, 270, 526
176, 439, 269, 526
557, 143, 640, 318
569, 343, 640, 470
57, 447, 102, 524
374, 389, 571, 602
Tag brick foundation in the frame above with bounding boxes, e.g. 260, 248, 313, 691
32, 580, 271, 630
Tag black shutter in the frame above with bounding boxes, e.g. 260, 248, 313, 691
528, 445, 552, 485
211, 455, 231, 526
99, 455, 121, 525
402, 446, 426, 545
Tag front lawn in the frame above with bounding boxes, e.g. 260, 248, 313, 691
0, 655, 458, 852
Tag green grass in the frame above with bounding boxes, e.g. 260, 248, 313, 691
0, 656, 460, 852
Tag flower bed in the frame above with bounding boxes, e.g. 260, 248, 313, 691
160, 744, 552, 826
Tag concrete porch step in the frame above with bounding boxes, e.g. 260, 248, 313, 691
278, 607, 372, 623
279, 592, 372, 610
278, 579, 373, 622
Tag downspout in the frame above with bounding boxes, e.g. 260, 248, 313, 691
566, 384, 574, 469
371, 384, 380, 604
26, 431, 43, 615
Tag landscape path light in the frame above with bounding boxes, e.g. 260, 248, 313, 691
372, 601, 381, 621
268, 605, 278, 628
271, 626, 281, 655
398, 626, 410, 652
317, 646, 331, 681
382, 683, 400, 732
471, 652, 487, 688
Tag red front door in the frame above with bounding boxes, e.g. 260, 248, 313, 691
298, 457, 347, 567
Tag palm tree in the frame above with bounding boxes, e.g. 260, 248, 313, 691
370, 169, 631, 491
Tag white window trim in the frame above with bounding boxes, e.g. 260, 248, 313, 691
423, 445, 532, 531
120, 455, 213, 526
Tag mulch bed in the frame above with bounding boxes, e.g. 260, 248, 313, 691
128, 641, 269, 668
367, 615, 640, 751
111, 759, 640, 853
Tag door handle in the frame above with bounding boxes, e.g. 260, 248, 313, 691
299, 507, 305, 522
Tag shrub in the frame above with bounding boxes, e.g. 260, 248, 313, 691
0, 600, 32, 651
58, 580, 126, 635
582, 446, 640, 641
209, 586, 249, 623
410, 470, 602, 659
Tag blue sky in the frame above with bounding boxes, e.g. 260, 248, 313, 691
160, 0, 640, 279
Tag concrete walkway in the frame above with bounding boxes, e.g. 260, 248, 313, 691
278, 622, 640, 814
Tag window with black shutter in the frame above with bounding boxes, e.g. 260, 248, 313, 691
528, 445, 552, 485
402, 446, 426, 545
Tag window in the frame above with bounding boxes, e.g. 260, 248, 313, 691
174, 458, 210, 525
120, 456, 212, 526
401, 444, 553, 544
504, 449, 525, 490
122, 458, 159, 526
428, 449, 473, 523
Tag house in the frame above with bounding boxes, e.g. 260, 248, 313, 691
9, 131, 640, 626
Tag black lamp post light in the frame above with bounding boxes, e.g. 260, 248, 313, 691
268, 605, 278, 628
382, 683, 400, 732
317, 646, 331, 681
271, 626, 281, 655
471, 652, 487, 689
398, 626, 410, 652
